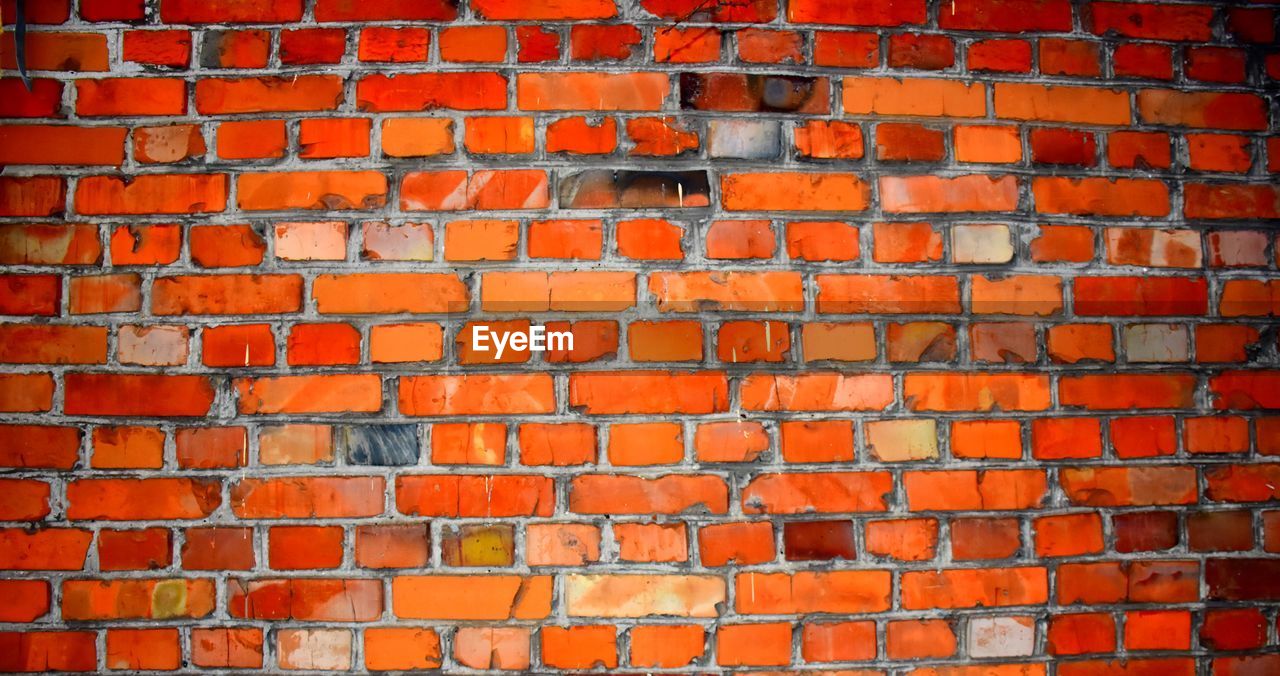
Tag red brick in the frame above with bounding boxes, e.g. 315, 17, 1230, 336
1210, 371, 1280, 411
737, 570, 890, 613
438, 26, 507, 62
795, 121, 864, 160
401, 374, 554, 415
902, 567, 1047, 609
952, 517, 1020, 559
547, 116, 618, 155
1034, 177, 1168, 216
176, 426, 247, 469
0, 125, 125, 166
123, 29, 191, 67
98, 528, 171, 571
76, 78, 186, 116
1115, 42, 1173, 79
1074, 276, 1207, 316
299, 118, 371, 158
738, 28, 802, 64
1049, 613, 1116, 655
0, 478, 51, 520
881, 175, 1018, 213
183, 527, 255, 570
401, 170, 549, 211
0, 374, 53, 412
789, 0, 925, 26
906, 469, 1046, 511
571, 25, 641, 60
399, 475, 553, 517
694, 421, 768, 463
1, 425, 81, 470
969, 38, 1031, 72
845, 77, 983, 117
315, 0, 456, 20
888, 33, 954, 70
192, 628, 263, 669
0, 528, 91, 570
888, 618, 956, 659
65, 373, 213, 417
717, 623, 791, 667
1060, 374, 1196, 410
1091, 2, 1214, 41
356, 524, 431, 569
995, 82, 1128, 125
280, 28, 346, 64
542, 625, 616, 669
0, 324, 106, 364
358, 26, 429, 63
68, 478, 220, 520
466, 118, 535, 155
269, 525, 344, 569
161, 0, 302, 22
0, 177, 67, 217
1033, 417, 1103, 459
802, 621, 875, 662
154, 274, 302, 315
110, 224, 181, 263
865, 518, 938, 561
194, 76, 339, 114
365, 628, 442, 671
943, 0, 1071, 30
1138, 90, 1268, 131
814, 31, 879, 67
1031, 128, 1097, 166
0, 580, 50, 622
654, 26, 719, 63
80, 0, 145, 21
742, 472, 892, 514
1040, 38, 1100, 77
1186, 47, 1247, 84
1109, 130, 1171, 169
358, 73, 507, 111
699, 522, 774, 566
76, 174, 227, 215
630, 624, 704, 668
1185, 184, 1280, 220
818, 274, 960, 314
1228, 6, 1276, 43
0, 632, 97, 672
472, 0, 616, 19
238, 171, 386, 211
876, 123, 944, 161
229, 578, 381, 621
0, 79, 64, 117
232, 476, 385, 518
517, 73, 668, 111
571, 474, 726, 515
236, 375, 383, 414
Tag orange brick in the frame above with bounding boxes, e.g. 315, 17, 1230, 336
844, 77, 985, 117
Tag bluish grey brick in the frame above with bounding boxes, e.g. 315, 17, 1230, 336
708, 120, 781, 159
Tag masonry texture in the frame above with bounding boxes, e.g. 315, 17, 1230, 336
0, 0, 1279, 673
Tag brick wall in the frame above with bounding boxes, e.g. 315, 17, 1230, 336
1, 0, 1279, 672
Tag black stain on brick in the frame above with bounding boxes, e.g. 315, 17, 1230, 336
680, 73, 824, 113
338, 424, 420, 466
199, 32, 228, 69
559, 169, 710, 208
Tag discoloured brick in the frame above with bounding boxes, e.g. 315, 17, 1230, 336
337, 424, 419, 466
